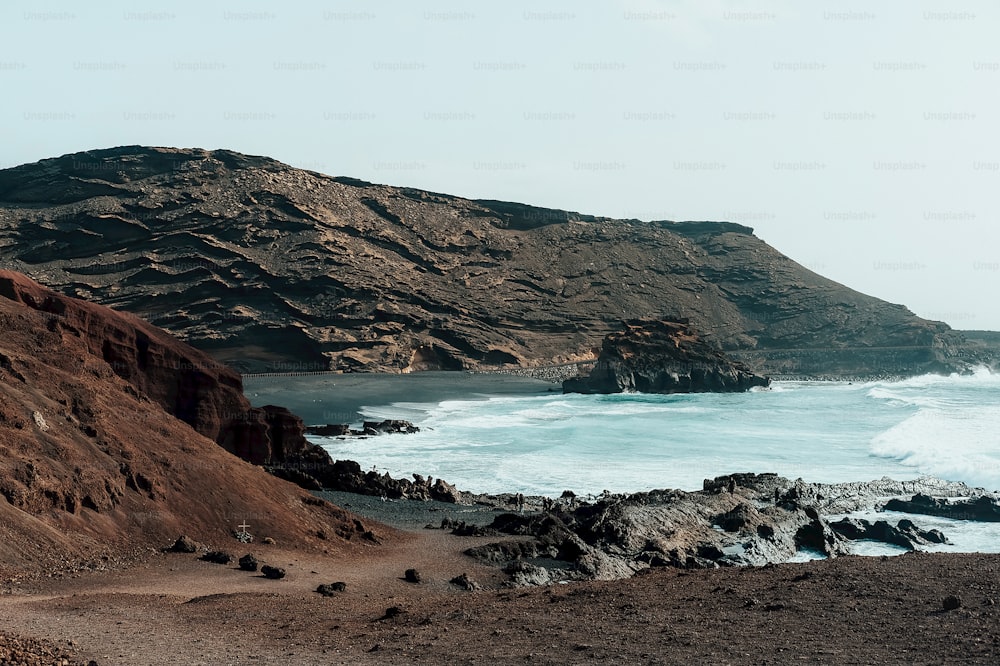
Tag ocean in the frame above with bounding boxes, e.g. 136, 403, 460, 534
245, 368, 1000, 554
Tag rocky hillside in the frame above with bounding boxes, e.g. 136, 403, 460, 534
563, 320, 770, 394
0, 271, 383, 575
0, 146, 975, 376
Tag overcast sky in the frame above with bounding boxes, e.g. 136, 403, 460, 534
3, 0, 998, 329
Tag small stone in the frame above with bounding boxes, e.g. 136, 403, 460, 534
404, 568, 422, 583
262, 536, 276, 545
943, 595, 962, 611
317, 582, 347, 596
450, 573, 480, 590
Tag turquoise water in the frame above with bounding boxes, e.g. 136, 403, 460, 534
313, 369, 1000, 497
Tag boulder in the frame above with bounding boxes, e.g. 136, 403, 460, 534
404, 568, 422, 583
317, 582, 347, 596
201, 551, 233, 565
261, 565, 286, 580
238, 554, 259, 571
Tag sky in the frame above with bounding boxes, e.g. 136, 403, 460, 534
2, 0, 998, 329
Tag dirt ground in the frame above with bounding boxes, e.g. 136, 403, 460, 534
2, 516, 999, 665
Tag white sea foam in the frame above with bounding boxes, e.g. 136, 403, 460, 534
317, 371, 1000, 502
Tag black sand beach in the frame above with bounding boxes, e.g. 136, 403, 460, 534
243, 371, 559, 425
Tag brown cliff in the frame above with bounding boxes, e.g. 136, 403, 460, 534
0, 272, 386, 575
0, 270, 330, 479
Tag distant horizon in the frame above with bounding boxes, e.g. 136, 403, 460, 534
4, 0, 998, 328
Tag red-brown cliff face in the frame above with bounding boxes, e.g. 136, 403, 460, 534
0, 271, 385, 575
0, 270, 323, 473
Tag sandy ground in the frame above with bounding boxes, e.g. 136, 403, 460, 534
2, 498, 999, 665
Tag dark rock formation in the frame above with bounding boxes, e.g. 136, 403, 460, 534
261, 565, 286, 580
830, 518, 949, 550
201, 551, 233, 565
304, 420, 419, 437
316, 460, 464, 503
0, 146, 978, 377
404, 568, 422, 583
449, 573, 480, 591
462, 474, 981, 584
883, 494, 1000, 522
317, 582, 347, 596
238, 554, 259, 572
563, 320, 770, 394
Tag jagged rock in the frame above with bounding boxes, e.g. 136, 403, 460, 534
0, 146, 980, 378
404, 568, 422, 583
563, 321, 770, 394
169, 536, 200, 554
320, 459, 462, 503
830, 518, 950, 550
261, 565, 286, 580
362, 420, 420, 434
238, 554, 259, 571
317, 582, 347, 596
504, 561, 552, 587
883, 494, 1000, 522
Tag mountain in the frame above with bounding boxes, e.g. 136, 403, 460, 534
0, 146, 980, 376
0, 270, 380, 574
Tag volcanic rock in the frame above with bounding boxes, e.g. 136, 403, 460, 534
238, 554, 259, 571
883, 494, 1000, 522
201, 551, 233, 565
261, 565, 286, 580
563, 320, 770, 394
0, 271, 383, 574
0, 146, 980, 377
317, 582, 347, 596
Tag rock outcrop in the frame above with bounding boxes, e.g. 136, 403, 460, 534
0, 146, 979, 377
563, 320, 770, 394
0, 270, 348, 490
0, 272, 385, 575
883, 493, 1000, 522
462, 474, 985, 584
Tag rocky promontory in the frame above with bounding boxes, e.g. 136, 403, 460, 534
563, 320, 770, 394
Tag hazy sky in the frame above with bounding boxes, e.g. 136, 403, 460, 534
3, 1, 998, 329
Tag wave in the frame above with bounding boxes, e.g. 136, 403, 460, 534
870, 404, 1000, 491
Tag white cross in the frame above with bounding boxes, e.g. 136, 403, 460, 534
237, 521, 250, 533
